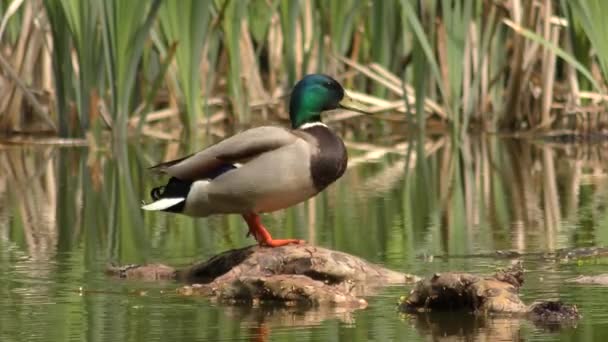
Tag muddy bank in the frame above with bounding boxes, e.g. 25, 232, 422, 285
107, 244, 418, 306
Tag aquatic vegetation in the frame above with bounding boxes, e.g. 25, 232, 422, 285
0, 0, 606, 138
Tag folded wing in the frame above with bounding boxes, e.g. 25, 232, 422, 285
149, 126, 299, 180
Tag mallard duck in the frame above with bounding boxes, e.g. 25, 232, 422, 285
142, 74, 367, 247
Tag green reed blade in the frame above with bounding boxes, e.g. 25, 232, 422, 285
99, 0, 161, 140
159, 0, 213, 136
43, 1, 74, 137
565, 0, 608, 87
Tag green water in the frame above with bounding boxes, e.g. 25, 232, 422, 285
2, 136, 608, 341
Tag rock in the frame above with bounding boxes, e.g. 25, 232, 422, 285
176, 244, 414, 285
107, 244, 418, 306
528, 301, 581, 324
399, 261, 580, 325
400, 272, 528, 314
178, 275, 368, 307
400, 262, 527, 314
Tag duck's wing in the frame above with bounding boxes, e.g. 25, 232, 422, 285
149, 126, 299, 181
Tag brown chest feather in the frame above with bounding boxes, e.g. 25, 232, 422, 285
301, 125, 348, 191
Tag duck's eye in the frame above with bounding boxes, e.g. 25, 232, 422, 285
325, 81, 336, 89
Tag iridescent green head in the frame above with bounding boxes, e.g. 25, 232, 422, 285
286, 75, 348, 129
289, 74, 370, 128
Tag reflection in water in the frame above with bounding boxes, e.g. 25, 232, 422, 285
1, 136, 608, 341
237, 304, 364, 342
1, 147, 58, 260
404, 312, 524, 342
230, 305, 357, 326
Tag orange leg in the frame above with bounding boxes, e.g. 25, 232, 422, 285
242, 213, 304, 247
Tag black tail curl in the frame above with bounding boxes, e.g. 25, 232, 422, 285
148, 177, 192, 213
150, 186, 165, 200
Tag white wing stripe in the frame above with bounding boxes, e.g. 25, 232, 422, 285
141, 198, 185, 211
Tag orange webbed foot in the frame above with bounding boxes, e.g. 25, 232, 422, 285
242, 213, 305, 248
260, 238, 305, 248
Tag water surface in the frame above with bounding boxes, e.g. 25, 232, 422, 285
2, 135, 608, 341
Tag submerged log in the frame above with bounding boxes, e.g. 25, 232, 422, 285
419, 246, 608, 262
568, 274, 608, 285
107, 244, 419, 306
399, 262, 580, 325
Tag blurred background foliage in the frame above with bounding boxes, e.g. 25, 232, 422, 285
0, 0, 606, 141
4, 1, 608, 340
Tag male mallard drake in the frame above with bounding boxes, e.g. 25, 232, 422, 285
143, 74, 366, 247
